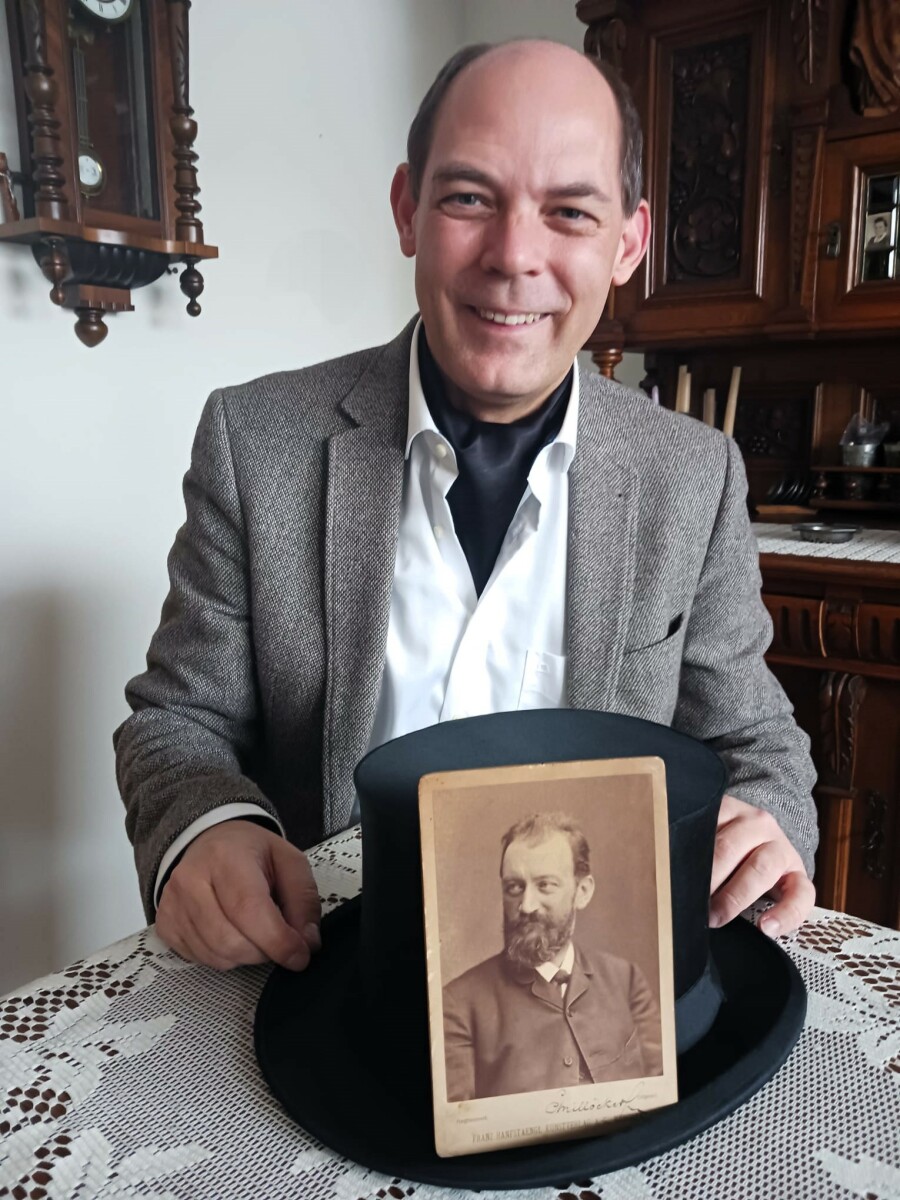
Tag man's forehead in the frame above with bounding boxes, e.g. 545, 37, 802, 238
502, 831, 575, 874
424, 44, 619, 182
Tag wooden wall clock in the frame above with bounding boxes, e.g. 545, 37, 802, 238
0, 0, 217, 345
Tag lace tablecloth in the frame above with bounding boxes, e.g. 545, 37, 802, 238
2, 828, 899, 1200
753, 522, 900, 563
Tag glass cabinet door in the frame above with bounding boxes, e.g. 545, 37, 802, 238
817, 132, 900, 332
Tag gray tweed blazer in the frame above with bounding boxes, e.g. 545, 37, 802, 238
115, 318, 817, 918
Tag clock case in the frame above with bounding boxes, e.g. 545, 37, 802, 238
0, 0, 217, 345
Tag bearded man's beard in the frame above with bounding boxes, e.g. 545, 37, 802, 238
504, 908, 576, 969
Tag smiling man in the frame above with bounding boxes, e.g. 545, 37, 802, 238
443, 813, 663, 1101
115, 40, 818, 973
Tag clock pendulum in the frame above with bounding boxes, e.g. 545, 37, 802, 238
70, 27, 105, 198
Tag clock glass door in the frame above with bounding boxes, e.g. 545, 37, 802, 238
68, 0, 159, 221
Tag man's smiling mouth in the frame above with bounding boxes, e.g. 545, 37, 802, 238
472, 307, 550, 326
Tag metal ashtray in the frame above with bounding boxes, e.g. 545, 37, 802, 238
792, 522, 860, 544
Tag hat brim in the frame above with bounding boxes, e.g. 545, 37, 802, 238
254, 895, 806, 1190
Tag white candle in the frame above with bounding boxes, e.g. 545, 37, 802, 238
675, 364, 690, 414
703, 388, 716, 427
722, 367, 741, 437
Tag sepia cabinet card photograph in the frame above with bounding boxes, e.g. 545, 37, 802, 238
419, 757, 678, 1159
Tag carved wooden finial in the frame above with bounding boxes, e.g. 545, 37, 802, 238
179, 258, 204, 315
592, 347, 623, 379
74, 307, 108, 347
38, 237, 68, 305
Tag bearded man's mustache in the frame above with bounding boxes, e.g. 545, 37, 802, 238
504, 909, 575, 969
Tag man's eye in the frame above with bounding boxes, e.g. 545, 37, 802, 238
504, 883, 524, 897
445, 192, 485, 208
557, 207, 588, 221
538, 881, 558, 892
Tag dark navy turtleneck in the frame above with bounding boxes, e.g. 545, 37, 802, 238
417, 328, 574, 597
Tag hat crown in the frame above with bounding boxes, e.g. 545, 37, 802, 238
354, 709, 728, 1054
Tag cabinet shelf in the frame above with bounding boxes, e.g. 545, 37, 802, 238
812, 465, 900, 474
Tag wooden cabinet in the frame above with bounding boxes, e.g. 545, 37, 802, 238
760, 553, 900, 930
574, 0, 900, 925
576, 0, 900, 366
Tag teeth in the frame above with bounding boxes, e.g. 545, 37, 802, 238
476, 309, 544, 326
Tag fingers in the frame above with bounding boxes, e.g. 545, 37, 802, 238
215, 853, 313, 972
157, 871, 268, 970
758, 872, 816, 938
269, 838, 322, 952
154, 820, 323, 972
709, 794, 812, 935
709, 840, 790, 928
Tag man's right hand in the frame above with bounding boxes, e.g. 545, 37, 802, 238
155, 819, 322, 971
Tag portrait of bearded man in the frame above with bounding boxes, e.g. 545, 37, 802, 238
442, 812, 663, 1102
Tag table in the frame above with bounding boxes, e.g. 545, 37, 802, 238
2, 828, 899, 1200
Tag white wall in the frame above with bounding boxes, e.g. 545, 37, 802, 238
0, 0, 463, 994
1, 1, 647, 995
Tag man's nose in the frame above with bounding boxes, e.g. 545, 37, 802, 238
480, 208, 548, 277
519, 883, 541, 913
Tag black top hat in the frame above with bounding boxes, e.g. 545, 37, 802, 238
255, 710, 806, 1190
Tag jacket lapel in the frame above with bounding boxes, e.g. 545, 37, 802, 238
321, 321, 413, 831
565, 946, 591, 1010
566, 380, 639, 711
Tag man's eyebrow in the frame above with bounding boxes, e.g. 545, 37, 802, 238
430, 163, 496, 188
546, 182, 613, 205
429, 166, 612, 206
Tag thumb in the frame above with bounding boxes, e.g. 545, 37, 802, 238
269, 839, 322, 951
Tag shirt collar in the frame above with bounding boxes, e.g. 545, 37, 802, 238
535, 940, 576, 983
405, 317, 579, 467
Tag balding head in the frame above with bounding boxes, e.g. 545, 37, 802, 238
389, 36, 651, 424
406, 39, 643, 217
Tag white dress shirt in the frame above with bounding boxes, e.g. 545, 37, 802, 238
367, 319, 578, 746
154, 321, 578, 905
536, 940, 576, 999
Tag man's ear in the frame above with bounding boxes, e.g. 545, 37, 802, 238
611, 197, 651, 287
390, 164, 418, 259
574, 873, 595, 910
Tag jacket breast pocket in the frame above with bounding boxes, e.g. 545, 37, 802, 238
623, 612, 684, 655
617, 617, 685, 722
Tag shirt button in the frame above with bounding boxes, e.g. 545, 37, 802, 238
433, 524, 444, 539
434, 443, 448, 460
563, 1056, 574, 1067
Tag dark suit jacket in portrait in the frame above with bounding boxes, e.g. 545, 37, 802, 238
115, 318, 818, 919
442, 945, 663, 1101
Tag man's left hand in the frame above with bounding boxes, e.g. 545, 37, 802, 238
710, 794, 815, 937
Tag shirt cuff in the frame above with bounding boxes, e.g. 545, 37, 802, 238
153, 803, 285, 909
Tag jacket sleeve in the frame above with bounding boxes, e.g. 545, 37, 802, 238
629, 963, 663, 1077
673, 438, 819, 877
442, 981, 476, 1103
114, 390, 279, 920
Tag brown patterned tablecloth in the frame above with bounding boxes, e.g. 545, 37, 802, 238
2, 827, 899, 1200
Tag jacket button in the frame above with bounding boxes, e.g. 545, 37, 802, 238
563, 1056, 574, 1067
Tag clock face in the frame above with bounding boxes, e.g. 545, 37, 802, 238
78, 152, 105, 195
73, 0, 134, 23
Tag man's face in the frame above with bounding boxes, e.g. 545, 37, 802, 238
501, 831, 594, 969
391, 42, 651, 422
874, 218, 887, 238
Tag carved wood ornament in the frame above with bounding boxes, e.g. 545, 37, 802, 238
849, 0, 900, 117
667, 37, 751, 282
819, 671, 866, 789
